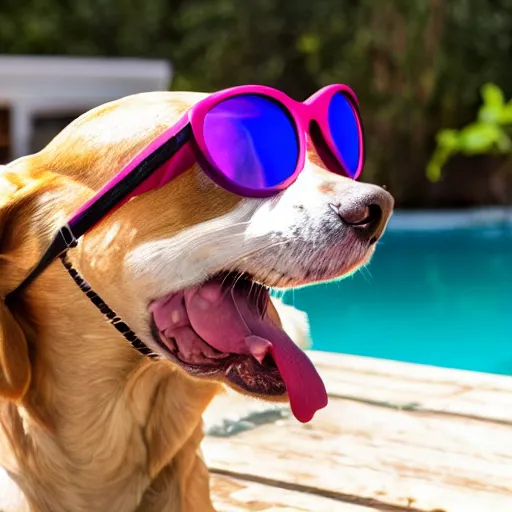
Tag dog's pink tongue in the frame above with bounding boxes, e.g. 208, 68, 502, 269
184, 282, 328, 422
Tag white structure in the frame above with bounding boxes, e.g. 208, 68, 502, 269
0, 55, 173, 161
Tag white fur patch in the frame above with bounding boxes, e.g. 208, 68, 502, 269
271, 298, 311, 350
125, 198, 263, 295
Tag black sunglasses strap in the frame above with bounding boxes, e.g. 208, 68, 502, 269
70, 123, 192, 238
4, 123, 192, 303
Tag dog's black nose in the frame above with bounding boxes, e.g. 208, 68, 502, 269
330, 183, 394, 243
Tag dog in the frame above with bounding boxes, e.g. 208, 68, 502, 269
0, 90, 393, 511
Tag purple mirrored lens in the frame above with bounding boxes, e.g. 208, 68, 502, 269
203, 95, 299, 190
328, 92, 361, 178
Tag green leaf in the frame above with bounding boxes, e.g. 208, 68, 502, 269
478, 104, 501, 124
481, 83, 505, 109
458, 123, 503, 154
499, 104, 512, 124
436, 129, 459, 150
426, 161, 442, 182
426, 145, 454, 182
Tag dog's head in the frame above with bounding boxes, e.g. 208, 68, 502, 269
0, 91, 393, 422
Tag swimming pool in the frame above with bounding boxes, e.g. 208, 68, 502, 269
281, 218, 512, 376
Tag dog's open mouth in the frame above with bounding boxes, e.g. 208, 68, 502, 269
149, 273, 328, 422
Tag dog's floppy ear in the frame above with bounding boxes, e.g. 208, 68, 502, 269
0, 167, 32, 400
0, 303, 30, 400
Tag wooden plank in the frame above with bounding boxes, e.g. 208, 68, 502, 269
311, 351, 512, 424
204, 351, 512, 437
204, 395, 512, 512
210, 474, 373, 512
308, 351, 512, 392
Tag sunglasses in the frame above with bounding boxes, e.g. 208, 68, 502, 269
6, 84, 364, 355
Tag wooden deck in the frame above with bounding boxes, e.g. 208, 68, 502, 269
203, 351, 512, 512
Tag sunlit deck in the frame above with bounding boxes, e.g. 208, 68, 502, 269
204, 351, 512, 511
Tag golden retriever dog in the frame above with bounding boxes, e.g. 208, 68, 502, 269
0, 91, 393, 511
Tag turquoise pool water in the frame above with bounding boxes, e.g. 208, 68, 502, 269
281, 225, 512, 375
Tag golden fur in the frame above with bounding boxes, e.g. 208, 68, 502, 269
0, 91, 393, 511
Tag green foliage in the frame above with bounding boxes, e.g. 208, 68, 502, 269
427, 83, 512, 182
2, 0, 512, 205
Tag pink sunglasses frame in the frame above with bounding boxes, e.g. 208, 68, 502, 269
190, 83, 365, 195
69, 83, 364, 226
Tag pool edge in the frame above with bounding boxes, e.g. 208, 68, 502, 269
388, 206, 512, 232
